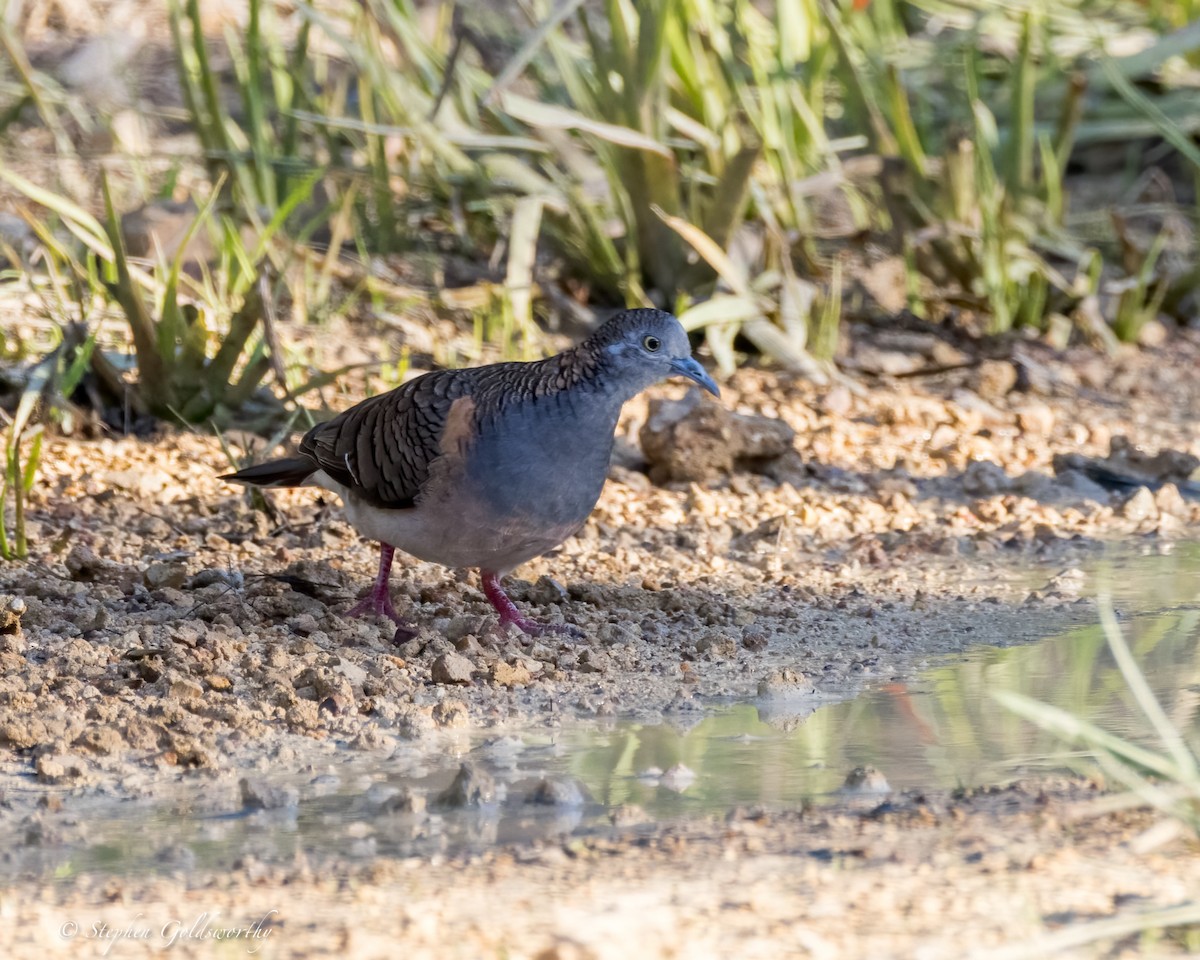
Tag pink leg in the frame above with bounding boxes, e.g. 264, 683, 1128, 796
480, 570, 581, 640
345, 544, 416, 641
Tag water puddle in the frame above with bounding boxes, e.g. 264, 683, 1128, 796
6, 544, 1200, 882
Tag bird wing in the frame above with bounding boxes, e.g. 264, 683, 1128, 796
298, 368, 476, 509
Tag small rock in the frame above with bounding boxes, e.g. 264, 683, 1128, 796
453, 634, 483, 653
695, 631, 736, 657
639, 390, 795, 484
1014, 403, 1055, 436
596, 622, 638, 645
69, 603, 108, 633
99, 465, 173, 499
1045, 568, 1086, 595
371, 786, 426, 816
852, 345, 923, 376
609, 804, 652, 828
36, 753, 88, 784
395, 637, 425, 659
659, 763, 696, 793
576, 649, 610, 674
528, 576, 570, 606
971, 359, 1018, 400
432, 699, 469, 728
430, 652, 475, 685
168, 678, 204, 700
741, 625, 769, 652
961, 459, 1012, 496
436, 762, 497, 808
444, 616, 479, 643
1155, 483, 1188, 518
144, 562, 188, 591
288, 613, 320, 635
74, 726, 125, 756
65, 545, 110, 582
188, 569, 244, 589
1137, 318, 1169, 348
838, 765, 891, 795
0, 596, 24, 642
240, 777, 299, 811
527, 778, 588, 807
1121, 487, 1158, 523
757, 668, 811, 698
492, 661, 532, 687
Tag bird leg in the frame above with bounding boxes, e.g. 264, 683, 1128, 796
345, 544, 417, 642
480, 571, 581, 639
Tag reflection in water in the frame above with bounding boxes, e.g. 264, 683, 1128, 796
5, 544, 1200, 881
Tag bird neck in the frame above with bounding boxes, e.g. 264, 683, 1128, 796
554, 343, 652, 406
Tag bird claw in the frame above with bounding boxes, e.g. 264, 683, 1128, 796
481, 571, 581, 642
345, 591, 418, 640
498, 614, 583, 641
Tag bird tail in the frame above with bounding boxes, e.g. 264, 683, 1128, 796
219, 457, 317, 488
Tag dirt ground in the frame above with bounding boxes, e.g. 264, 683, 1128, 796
8, 777, 1200, 960
3, 322, 1200, 957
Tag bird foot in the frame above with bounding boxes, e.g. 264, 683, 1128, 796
497, 612, 584, 641
343, 544, 419, 643
481, 571, 582, 641
345, 589, 418, 643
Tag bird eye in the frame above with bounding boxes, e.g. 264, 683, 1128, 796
643, 335, 661, 352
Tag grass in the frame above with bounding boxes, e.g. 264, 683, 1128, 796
996, 594, 1200, 834
992, 593, 1200, 955
0, 0, 1198, 514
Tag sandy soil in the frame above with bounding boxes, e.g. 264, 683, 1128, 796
2, 323, 1200, 956
6, 778, 1200, 959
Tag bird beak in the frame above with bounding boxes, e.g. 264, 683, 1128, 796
670, 356, 720, 397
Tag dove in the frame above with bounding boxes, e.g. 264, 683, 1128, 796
220, 308, 719, 638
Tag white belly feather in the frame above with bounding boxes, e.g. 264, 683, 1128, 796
313, 470, 583, 574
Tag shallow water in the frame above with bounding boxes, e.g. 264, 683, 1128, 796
6, 543, 1200, 882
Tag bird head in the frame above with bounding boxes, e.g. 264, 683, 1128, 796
590, 309, 720, 398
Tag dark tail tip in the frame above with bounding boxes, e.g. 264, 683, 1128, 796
219, 457, 316, 489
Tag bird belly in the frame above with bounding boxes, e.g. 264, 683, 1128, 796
314, 471, 589, 573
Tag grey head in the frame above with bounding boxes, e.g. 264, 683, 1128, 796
583, 308, 720, 400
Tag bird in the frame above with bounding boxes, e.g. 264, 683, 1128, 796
219, 308, 719, 639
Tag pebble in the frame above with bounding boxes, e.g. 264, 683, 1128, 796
435, 762, 497, 809
430, 652, 475, 685
526, 778, 588, 807
838, 766, 892, 795
639, 390, 795, 483
528, 576, 570, 606
741, 625, 769, 652
659, 763, 696, 793
144, 561, 188, 591
239, 778, 300, 811
168, 678, 204, 700
609, 804, 652, 828
1155, 483, 1187, 518
492, 661, 532, 687
1121, 487, 1158, 523
971, 359, 1018, 400
35, 753, 88, 784
432, 699, 469, 728
576, 649, 610, 674
370, 785, 426, 816
1014, 403, 1055, 436
757, 668, 812, 698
